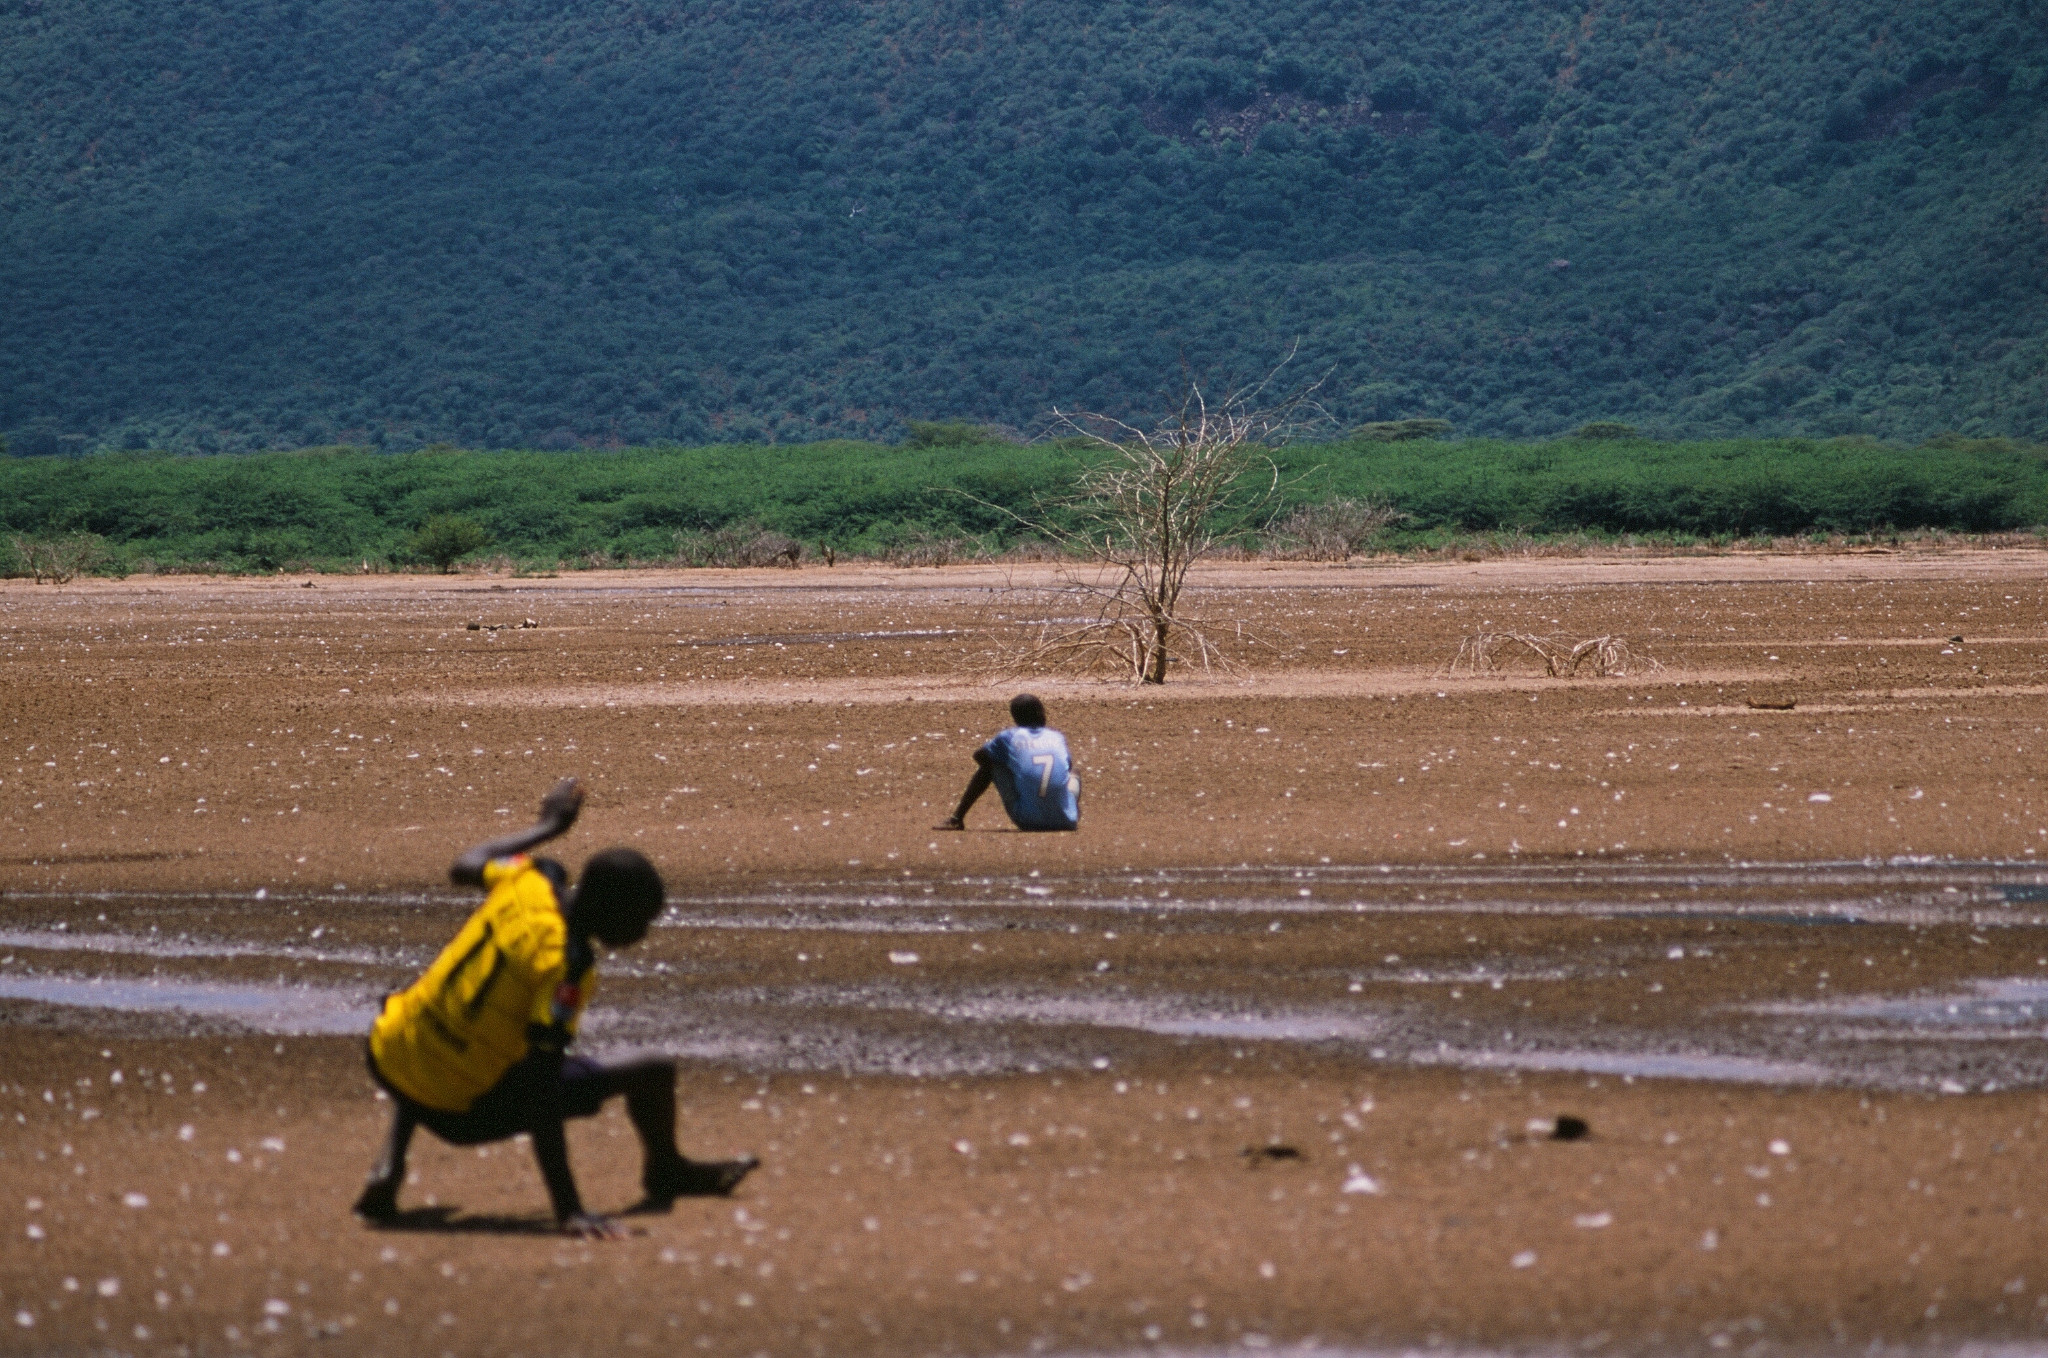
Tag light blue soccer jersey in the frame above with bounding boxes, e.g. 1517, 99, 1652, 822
982, 726, 1080, 831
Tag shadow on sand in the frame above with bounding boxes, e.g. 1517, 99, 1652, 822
365, 1202, 666, 1235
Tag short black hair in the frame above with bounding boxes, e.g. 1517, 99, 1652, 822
1010, 693, 1047, 728
576, 848, 665, 946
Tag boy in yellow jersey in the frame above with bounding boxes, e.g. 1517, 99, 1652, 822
354, 777, 756, 1238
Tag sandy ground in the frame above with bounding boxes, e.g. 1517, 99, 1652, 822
5, 552, 2048, 1356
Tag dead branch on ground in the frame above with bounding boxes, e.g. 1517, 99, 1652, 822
1443, 632, 1661, 678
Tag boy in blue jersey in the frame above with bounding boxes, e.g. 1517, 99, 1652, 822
935, 694, 1081, 832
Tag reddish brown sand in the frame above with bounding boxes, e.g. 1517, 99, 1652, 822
4, 553, 2048, 1356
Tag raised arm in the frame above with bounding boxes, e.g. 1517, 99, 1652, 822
449, 777, 585, 887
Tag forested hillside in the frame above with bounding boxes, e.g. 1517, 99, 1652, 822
4, 0, 2045, 453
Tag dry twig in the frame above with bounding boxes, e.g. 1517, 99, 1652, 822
1443, 632, 1660, 678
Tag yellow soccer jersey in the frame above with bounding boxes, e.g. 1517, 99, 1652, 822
368, 856, 596, 1112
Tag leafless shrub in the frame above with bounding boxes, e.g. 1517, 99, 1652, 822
1267, 496, 1407, 560
6, 532, 108, 584
1418, 529, 1627, 561
673, 522, 804, 569
1444, 632, 1660, 678
996, 538, 1069, 563
990, 353, 1326, 683
999, 565, 1264, 682
887, 531, 980, 568
1469, 529, 1541, 558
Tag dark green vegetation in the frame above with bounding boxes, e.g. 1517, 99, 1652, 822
3, 0, 2045, 453
3, 437, 2041, 574
403, 514, 493, 573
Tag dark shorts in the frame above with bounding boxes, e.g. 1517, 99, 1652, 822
366, 1046, 611, 1146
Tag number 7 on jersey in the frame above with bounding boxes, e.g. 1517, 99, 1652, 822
1031, 753, 1056, 796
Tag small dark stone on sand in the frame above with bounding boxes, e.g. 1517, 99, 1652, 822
1552, 1115, 1590, 1141
1241, 1145, 1304, 1165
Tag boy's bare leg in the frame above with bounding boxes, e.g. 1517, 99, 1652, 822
575, 1058, 758, 1205
353, 1107, 417, 1221
935, 763, 993, 830
615, 1058, 680, 1164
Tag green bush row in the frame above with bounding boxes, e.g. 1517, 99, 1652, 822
1, 436, 2041, 574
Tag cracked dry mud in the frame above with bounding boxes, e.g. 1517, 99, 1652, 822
4, 553, 2048, 1357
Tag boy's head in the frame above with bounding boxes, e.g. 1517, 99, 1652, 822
573, 848, 665, 947
1009, 693, 1047, 729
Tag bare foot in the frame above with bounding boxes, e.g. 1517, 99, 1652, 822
642, 1155, 761, 1208
352, 1180, 400, 1223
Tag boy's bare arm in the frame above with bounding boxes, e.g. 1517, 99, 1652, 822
524, 1100, 620, 1238
449, 777, 585, 886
